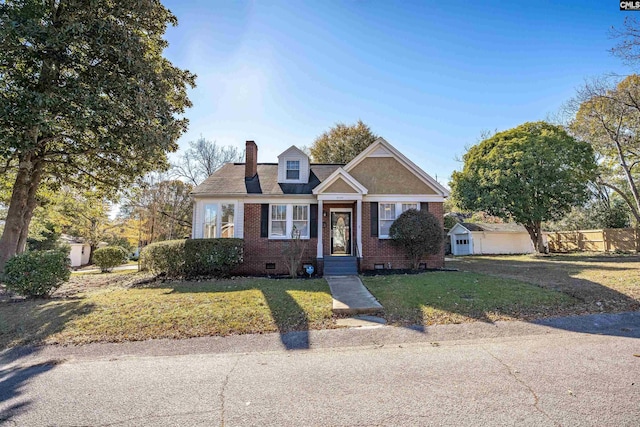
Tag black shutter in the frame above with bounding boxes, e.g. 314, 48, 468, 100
370, 202, 378, 237
260, 204, 269, 238
310, 204, 318, 238
420, 202, 429, 212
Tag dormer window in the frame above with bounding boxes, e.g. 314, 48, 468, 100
286, 160, 300, 180
277, 146, 309, 183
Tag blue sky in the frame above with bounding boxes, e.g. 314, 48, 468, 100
161, 0, 630, 186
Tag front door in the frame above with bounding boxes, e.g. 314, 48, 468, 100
330, 211, 351, 255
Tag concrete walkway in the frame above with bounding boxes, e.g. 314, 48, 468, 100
325, 275, 383, 314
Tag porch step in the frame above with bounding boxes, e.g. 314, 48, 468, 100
324, 256, 357, 275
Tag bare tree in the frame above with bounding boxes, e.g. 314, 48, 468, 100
173, 138, 244, 185
611, 17, 640, 68
568, 75, 640, 224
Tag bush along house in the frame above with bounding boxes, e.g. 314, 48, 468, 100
190, 138, 449, 275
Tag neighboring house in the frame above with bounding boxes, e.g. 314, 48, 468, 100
60, 234, 108, 267
191, 138, 449, 275
448, 222, 535, 256
60, 234, 91, 267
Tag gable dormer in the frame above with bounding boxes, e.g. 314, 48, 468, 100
277, 145, 310, 184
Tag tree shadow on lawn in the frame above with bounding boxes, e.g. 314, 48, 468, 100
167, 279, 331, 351
0, 299, 95, 350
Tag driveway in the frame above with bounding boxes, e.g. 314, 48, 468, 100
1, 313, 639, 426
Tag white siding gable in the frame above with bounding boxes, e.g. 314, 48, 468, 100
278, 145, 310, 184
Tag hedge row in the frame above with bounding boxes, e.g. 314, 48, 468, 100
140, 238, 243, 278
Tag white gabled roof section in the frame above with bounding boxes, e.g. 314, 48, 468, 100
278, 145, 308, 159
344, 137, 451, 197
277, 145, 310, 184
312, 167, 368, 195
447, 223, 470, 236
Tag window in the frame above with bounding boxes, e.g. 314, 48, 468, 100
292, 205, 309, 238
221, 203, 235, 238
378, 202, 420, 238
379, 203, 396, 238
270, 205, 287, 237
203, 202, 235, 238
204, 204, 218, 238
401, 203, 418, 213
270, 204, 310, 239
286, 160, 300, 180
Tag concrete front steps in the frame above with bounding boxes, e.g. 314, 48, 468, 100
323, 256, 358, 275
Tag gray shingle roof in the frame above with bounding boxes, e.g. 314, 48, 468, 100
191, 163, 342, 196
461, 222, 528, 233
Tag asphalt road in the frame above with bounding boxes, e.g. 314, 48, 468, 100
1, 313, 639, 426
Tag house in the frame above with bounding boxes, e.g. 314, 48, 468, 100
448, 222, 535, 256
60, 234, 108, 267
191, 138, 449, 275
60, 234, 92, 267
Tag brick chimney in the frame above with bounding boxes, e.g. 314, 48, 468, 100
245, 140, 258, 178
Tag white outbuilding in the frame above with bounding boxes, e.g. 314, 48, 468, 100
448, 222, 535, 256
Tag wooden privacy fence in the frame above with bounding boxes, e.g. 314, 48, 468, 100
546, 228, 640, 253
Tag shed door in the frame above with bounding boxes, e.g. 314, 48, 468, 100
454, 233, 471, 255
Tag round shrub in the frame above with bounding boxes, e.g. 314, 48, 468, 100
93, 246, 129, 272
2, 250, 71, 298
389, 209, 444, 269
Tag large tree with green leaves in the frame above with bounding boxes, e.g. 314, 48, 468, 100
0, 0, 195, 269
309, 120, 377, 164
451, 122, 597, 252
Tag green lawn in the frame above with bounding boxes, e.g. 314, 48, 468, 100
363, 271, 576, 326
3, 253, 639, 349
0, 277, 335, 348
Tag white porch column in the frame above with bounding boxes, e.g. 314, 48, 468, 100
356, 198, 362, 258
317, 199, 323, 258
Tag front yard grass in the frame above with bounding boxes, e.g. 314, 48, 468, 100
363, 271, 576, 326
456, 254, 640, 313
0, 276, 335, 349
2, 253, 639, 349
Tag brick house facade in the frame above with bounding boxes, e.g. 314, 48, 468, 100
191, 138, 449, 275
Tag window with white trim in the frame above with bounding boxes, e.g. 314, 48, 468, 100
401, 203, 418, 213
379, 203, 396, 238
270, 205, 287, 237
286, 160, 300, 180
203, 202, 236, 238
270, 204, 310, 239
379, 202, 420, 238
292, 205, 309, 238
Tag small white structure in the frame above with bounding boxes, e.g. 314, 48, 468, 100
448, 222, 534, 256
61, 235, 91, 267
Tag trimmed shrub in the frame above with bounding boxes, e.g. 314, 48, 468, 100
2, 250, 71, 298
185, 238, 243, 278
93, 246, 129, 273
140, 239, 186, 277
389, 209, 444, 269
140, 238, 244, 278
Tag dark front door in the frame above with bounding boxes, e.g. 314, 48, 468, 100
330, 211, 351, 255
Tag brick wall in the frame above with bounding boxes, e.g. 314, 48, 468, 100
360, 201, 444, 270
235, 203, 318, 275
236, 201, 445, 275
